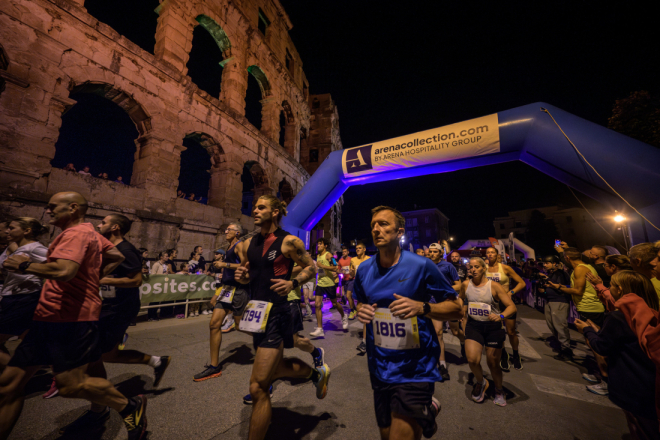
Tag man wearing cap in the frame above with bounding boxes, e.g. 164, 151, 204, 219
538, 255, 573, 360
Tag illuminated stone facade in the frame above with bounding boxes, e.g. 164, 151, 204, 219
0, 0, 342, 257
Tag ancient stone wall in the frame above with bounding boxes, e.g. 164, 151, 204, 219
0, 0, 342, 259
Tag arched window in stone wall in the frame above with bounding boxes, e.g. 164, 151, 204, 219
278, 178, 293, 204
241, 161, 272, 216
178, 132, 222, 204
245, 65, 272, 131
85, 0, 160, 53
186, 15, 230, 98
53, 82, 149, 184
280, 100, 298, 159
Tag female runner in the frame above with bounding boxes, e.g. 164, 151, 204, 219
463, 257, 517, 406
484, 247, 525, 371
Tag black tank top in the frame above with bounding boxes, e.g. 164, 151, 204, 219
246, 228, 293, 305
221, 241, 241, 288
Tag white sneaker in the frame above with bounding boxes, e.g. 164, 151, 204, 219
202, 310, 209, 315
586, 382, 608, 395
310, 327, 325, 338
582, 373, 599, 383
195, 310, 199, 316
342, 315, 349, 330
189, 313, 195, 318
306, 304, 313, 316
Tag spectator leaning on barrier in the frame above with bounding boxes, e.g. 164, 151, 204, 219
629, 242, 660, 301
147, 251, 169, 322
139, 248, 150, 274
193, 245, 206, 272
586, 255, 634, 313
537, 255, 573, 360
63, 163, 76, 172
165, 249, 178, 274
78, 166, 91, 176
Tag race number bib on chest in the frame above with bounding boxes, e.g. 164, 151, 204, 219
468, 302, 492, 321
487, 273, 501, 283
238, 300, 272, 333
341, 266, 350, 275
218, 286, 236, 304
100, 284, 116, 299
373, 308, 420, 350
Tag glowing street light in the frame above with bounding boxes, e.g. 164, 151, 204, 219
614, 214, 625, 223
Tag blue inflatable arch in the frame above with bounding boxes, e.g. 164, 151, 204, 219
281, 103, 660, 245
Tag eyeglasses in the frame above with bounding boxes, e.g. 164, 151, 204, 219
225, 228, 238, 233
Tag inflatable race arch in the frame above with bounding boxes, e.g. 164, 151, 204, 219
281, 103, 660, 246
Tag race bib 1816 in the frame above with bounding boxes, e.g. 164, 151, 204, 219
373, 308, 420, 350
468, 302, 492, 321
218, 286, 236, 304
238, 300, 272, 333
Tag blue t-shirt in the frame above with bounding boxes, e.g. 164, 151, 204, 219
353, 251, 457, 384
435, 260, 459, 283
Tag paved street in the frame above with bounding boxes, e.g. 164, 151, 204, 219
9, 303, 629, 440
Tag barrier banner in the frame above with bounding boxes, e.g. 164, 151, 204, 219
138, 275, 220, 304
342, 113, 499, 178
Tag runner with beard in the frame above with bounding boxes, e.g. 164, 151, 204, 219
449, 252, 468, 282
193, 223, 250, 381
234, 195, 330, 440
58, 214, 171, 435
355, 206, 463, 440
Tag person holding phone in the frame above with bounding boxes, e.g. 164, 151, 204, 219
537, 255, 573, 360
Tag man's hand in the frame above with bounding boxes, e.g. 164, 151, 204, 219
586, 319, 601, 332
554, 241, 568, 253
546, 282, 561, 290
573, 318, 591, 334
586, 272, 602, 286
389, 294, 424, 319
270, 279, 293, 296
3, 254, 30, 271
358, 303, 378, 324
235, 263, 249, 283
488, 313, 502, 322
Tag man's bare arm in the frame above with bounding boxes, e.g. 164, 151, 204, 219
4, 255, 80, 282
100, 270, 142, 288
316, 251, 337, 271
285, 236, 317, 285
234, 238, 251, 284
101, 247, 125, 277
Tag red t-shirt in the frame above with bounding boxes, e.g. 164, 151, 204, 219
34, 223, 114, 322
338, 256, 352, 281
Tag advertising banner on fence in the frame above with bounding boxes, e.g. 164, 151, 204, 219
342, 113, 499, 178
138, 275, 220, 304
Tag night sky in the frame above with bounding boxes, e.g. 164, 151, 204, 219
53, 1, 658, 247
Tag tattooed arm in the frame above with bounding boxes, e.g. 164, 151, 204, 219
284, 236, 316, 285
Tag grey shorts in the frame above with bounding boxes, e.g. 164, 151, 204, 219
303, 282, 315, 292
215, 285, 249, 316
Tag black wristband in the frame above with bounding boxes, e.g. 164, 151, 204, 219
422, 302, 431, 315
18, 261, 32, 273
291, 279, 300, 290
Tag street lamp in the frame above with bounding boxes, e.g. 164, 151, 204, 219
614, 212, 632, 251
449, 236, 454, 242
614, 214, 625, 223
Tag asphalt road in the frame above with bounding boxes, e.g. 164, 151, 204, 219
8, 302, 629, 440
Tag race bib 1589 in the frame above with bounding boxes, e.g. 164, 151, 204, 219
373, 308, 420, 350
468, 302, 492, 321
238, 300, 272, 333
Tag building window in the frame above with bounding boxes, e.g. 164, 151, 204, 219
426, 229, 431, 237
285, 48, 294, 76
566, 216, 573, 223
499, 223, 505, 230
312, 97, 320, 109
412, 218, 418, 227
425, 216, 429, 224
258, 8, 270, 35
515, 221, 522, 228
413, 230, 419, 237
309, 149, 318, 162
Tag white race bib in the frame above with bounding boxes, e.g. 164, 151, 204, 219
373, 308, 420, 350
487, 272, 501, 283
342, 266, 350, 275
100, 284, 116, 299
468, 302, 492, 321
238, 300, 272, 333
218, 286, 236, 304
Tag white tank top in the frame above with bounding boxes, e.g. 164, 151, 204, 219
466, 280, 500, 315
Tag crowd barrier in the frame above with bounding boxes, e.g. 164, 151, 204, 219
138, 274, 221, 318
522, 278, 579, 324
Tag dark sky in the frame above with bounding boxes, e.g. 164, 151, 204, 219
53, 1, 658, 246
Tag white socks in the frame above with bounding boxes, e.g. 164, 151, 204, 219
148, 356, 162, 368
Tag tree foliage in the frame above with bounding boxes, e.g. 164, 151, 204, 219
525, 209, 559, 257
608, 91, 660, 149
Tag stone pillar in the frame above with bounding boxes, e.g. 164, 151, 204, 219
154, 0, 193, 74
131, 134, 181, 207
219, 54, 248, 115
260, 97, 280, 144
283, 121, 300, 161
211, 152, 243, 218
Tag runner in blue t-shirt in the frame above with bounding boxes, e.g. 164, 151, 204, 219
428, 243, 463, 380
355, 206, 463, 440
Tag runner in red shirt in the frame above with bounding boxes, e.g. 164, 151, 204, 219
0, 192, 148, 440
338, 246, 357, 320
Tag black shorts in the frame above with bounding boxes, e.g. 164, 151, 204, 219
9, 321, 102, 373
465, 319, 506, 349
98, 296, 141, 353
253, 304, 294, 350
371, 376, 437, 433
316, 285, 337, 300
215, 286, 249, 316
0, 291, 40, 336
498, 301, 517, 320
289, 300, 304, 333
345, 280, 355, 293
578, 311, 605, 328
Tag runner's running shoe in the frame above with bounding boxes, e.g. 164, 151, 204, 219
193, 364, 222, 382
342, 315, 349, 330
500, 350, 510, 372
243, 385, 273, 404
59, 409, 110, 435
43, 378, 59, 399
438, 364, 450, 381
471, 379, 489, 403
582, 373, 599, 383
123, 395, 147, 440
313, 347, 325, 368
305, 304, 313, 317
511, 354, 523, 370
313, 364, 331, 399
422, 397, 441, 438
310, 327, 324, 338
153, 356, 172, 388
348, 310, 357, 320
357, 341, 367, 353
118, 333, 129, 350
586, 382, 608, 395
493, 389, 507, 406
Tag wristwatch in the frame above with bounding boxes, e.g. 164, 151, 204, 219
291, 279, 300, 290
499, 314, 505, 320
18, 261, 32, 273
422, 302, 431, 315
226, 262, 231, 268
